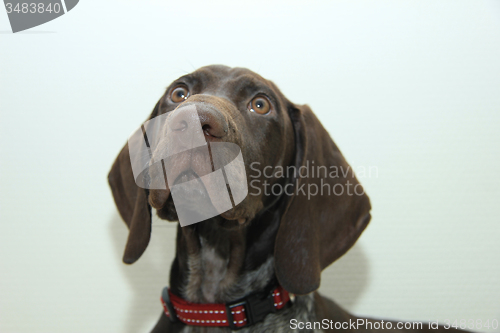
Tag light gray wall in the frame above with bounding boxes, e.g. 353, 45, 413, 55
1, 1, 499, 332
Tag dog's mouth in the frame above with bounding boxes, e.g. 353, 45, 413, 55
171, 169, 211, 206
156, 193, 247, 228
149, 167, 207, 209
151, 165, 249, 227
174, 169, 202, 186
147, 137, 249, 226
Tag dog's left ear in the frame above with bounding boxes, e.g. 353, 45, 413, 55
108, 101, 161, 264
274, 104, 371, 295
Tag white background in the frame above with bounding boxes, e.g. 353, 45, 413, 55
1, 1, 499, 332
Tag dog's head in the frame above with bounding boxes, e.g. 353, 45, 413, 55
108, 65, 371, 295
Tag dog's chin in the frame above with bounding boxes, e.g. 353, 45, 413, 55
155, 195, 250, 229
155, 195, 178, 221
201, 215, 247, 230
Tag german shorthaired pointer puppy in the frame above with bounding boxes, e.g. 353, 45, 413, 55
109, 65, 463, 332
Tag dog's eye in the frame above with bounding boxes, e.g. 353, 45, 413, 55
170, 86, 189, 103
249, 96, 271, 115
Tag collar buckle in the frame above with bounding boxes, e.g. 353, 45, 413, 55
225, 289, 276, 330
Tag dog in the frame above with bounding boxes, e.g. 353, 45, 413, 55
109, 65, 463, 332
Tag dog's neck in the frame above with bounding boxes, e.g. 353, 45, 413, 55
168, 209, 281, 304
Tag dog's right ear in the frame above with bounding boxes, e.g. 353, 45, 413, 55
274, 104, 371, 295
108, 101, 161, 264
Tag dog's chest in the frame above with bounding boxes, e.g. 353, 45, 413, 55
183, 238, 233, 303
197, 243, 230, 303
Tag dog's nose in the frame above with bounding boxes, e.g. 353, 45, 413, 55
169, 103, 228, 142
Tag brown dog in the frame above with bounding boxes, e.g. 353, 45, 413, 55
109, 65, 463, 332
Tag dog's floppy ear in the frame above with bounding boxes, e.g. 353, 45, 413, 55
274, 104, 371, 295
108, 101, 161, 264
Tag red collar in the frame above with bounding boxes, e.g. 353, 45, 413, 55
161, 286, 291, 330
